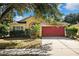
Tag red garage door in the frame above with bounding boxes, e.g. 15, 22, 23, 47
42, 26, 65, 37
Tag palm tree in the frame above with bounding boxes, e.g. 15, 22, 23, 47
0, 3, 62, 23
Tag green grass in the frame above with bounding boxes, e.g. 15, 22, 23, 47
0, 38, 41, 49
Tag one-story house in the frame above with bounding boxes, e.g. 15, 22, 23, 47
9, 16, 69, 37
9, 16, 48, 31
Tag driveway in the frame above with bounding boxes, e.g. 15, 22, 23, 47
42, 37, 79, 56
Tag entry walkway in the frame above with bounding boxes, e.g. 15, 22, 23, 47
42, 37, 79, 56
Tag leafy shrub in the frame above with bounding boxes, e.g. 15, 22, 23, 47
25, 29, 31, 38
31, 24, 40, 38
0, 25, 8, 38
10, 24, 41, 38
66, 26, 78, 39
10, 30, 25, 37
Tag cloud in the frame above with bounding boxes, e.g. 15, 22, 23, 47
58, 4, 62, 9
13, 16, 23, 21
64, 3, 79, 10
58, 4, 65, 14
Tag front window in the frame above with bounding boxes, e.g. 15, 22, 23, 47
13, 26, 23, 30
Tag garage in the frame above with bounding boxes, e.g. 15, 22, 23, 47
42, 26, 65, 37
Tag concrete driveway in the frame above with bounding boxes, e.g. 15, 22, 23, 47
42, 37, 79, 56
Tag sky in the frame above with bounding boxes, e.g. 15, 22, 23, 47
13, 10, 34, 21
58, 3, 79, 16
13, 3, 79, 21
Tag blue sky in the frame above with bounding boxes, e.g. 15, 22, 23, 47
13, 10, 34, 21
58, 3, 79, 16
14, 3, 79, 21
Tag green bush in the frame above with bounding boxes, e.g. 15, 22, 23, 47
10, 30, 25, 37
25, 29, 31, 38
66, 27, 78, 39
0, 25, 8, 38
10, 24, 41, 38
31, 24, 40, 38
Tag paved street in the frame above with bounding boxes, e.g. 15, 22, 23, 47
42, 37, 79, 56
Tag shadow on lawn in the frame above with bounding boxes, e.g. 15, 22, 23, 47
0, 43, 52, 56
0, 42, 17, 49
0, 37, 41, 49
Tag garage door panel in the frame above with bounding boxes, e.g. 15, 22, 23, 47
42, 26, 65, 37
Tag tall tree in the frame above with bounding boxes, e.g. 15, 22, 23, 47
0, 3, 62, 22
64, 13, 79, 24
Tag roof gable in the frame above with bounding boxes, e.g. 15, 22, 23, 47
19, 16, 38, 22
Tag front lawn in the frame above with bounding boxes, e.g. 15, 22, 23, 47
0, 38, 41, 49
